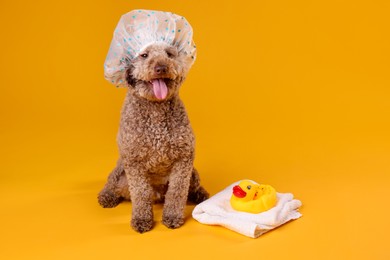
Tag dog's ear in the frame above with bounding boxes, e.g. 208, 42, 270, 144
125, 64, 136, 87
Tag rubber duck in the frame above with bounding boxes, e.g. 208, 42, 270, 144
230, 180, 277, 214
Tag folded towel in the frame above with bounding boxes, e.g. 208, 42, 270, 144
192, 180, 302, 238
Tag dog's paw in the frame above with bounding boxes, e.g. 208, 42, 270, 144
131, 218, 154, 233
162, 215, 185, 229
98, 190, 123, 208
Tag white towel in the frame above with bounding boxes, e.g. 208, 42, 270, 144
192, 180, 302, 238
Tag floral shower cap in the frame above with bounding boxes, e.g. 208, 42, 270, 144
104, 9, 197, 86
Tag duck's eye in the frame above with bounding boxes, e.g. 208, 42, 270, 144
140, 53, 148, 58
247, 185, 251, 190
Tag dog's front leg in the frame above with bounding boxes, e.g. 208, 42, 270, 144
124, 164, 154, 233
162, 160, 193, 229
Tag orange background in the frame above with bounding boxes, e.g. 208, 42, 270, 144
1, 0, 389, 259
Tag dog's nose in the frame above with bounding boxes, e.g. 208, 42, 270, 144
154, 65, 167, 75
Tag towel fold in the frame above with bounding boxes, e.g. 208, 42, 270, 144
192, 180, 302, 238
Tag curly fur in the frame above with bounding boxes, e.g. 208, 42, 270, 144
98, 43, 209, 233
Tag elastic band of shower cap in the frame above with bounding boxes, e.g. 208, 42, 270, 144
104, 9, 197, 87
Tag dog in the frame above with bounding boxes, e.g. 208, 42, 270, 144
98, 11, 209, 233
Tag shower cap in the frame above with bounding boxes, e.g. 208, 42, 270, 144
104, 9, 197, 86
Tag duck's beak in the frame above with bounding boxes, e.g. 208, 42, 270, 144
232, 185, 247, 198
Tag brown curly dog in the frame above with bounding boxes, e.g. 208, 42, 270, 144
98, 42, 209, 233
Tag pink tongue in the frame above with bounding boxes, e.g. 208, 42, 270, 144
151, 79, 168, 100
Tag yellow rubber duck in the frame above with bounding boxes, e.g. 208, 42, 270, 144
230, 180, 277, 214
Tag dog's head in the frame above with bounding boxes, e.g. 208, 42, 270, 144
124, 42, 193, 102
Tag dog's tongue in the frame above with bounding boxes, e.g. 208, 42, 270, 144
151, 79, 168, 100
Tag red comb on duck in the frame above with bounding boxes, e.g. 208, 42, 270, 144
232, 185, 247, 198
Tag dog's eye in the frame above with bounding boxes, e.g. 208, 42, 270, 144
166, 51, 174, 58
140, 53, 148, 58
